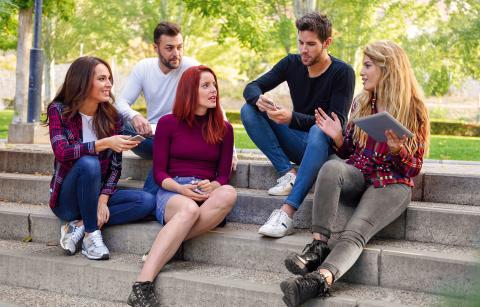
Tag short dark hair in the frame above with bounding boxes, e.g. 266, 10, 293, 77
295, 12, 332, 42
153, 21, 181, 44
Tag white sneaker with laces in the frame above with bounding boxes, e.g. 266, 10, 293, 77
82, 230, 110, 260
268, 172, 296, 196
258, 209, 294, 238
59, 220, 85, 255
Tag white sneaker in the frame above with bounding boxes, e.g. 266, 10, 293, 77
258, 209, 294, 238
59, 220, 85, 255
268, 172, 296, 196
82, 230, 110, 260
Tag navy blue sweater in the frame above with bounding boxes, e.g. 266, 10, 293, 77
243, 54, 355, 132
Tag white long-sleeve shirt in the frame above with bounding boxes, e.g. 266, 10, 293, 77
116, 56, 198, 123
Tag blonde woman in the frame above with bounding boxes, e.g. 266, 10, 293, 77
280, 41, 430, 306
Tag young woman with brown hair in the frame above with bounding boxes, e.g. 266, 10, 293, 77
47, 56, 155, 261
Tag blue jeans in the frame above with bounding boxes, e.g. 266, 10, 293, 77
122, 121, 154, 159
51, 156, 156, 233
241, 103, 332, 209
122, 121, 160, 195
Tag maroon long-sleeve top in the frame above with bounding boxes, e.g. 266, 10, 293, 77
153, 114, 234, 186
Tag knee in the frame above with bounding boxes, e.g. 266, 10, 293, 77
215, 185, 237, 211
317, 160, 344, 182
76, 156, 100, 177
136, 192, 156, 213
308, 125, 329, 145
178, 202, 200, 222
240, 103, 258, 126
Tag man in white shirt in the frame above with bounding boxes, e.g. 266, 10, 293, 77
117, 21, 236, 195
117, 21, 198, 160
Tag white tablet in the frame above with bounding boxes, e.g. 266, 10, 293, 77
352, 111, 414, 142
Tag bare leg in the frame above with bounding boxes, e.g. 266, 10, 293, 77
136, 195, 200, 282
185, 185, 237, 240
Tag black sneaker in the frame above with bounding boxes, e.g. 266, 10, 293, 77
284, 240, 330, 276
280, 272, 330, 307
127, 281, 160, 307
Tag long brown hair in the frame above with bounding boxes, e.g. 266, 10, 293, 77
172, 65, 226, 144
47, 56, 118, 139
352, 41, 430, 154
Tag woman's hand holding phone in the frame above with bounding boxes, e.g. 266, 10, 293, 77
180, 183, 209, 202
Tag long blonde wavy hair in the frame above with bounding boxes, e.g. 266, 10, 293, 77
351, 41, 430, 154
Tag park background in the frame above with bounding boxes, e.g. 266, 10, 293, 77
0, 0, 479, 160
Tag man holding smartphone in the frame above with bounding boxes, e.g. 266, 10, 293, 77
116, 21, 197, 160
241, 12, 355, 238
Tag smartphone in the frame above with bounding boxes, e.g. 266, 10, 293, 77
193, 188, 205, 195
128, 135, 146, 142
262, 96, 279, 110
190, 179, 205, 194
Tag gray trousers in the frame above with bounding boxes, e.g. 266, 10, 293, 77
312, 160, 412, 281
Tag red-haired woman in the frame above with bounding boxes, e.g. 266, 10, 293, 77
127, 65, 237, 306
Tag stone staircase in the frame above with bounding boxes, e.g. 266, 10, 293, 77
0, 144, 479, 306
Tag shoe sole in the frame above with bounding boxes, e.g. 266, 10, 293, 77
258, 228, 294, 238
81, 250, 110, 260
284, 254, 310, 276
280, 279, 300, 307
267, 190, 292, 196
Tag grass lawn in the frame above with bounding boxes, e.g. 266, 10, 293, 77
1, 111, 478, 161
0, 110, 13, 139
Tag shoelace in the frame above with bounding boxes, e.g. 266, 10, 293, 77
299, 273, 330, 298
71, 226, 84, 244
140, 283, 158, 304
266, 210, 284, 227
90, 231, 105, 248
277, 172, 294, 184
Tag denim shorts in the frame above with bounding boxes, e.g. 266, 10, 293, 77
155, 176, 202, 225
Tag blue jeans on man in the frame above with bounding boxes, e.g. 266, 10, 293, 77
122, 121, 160, 195
241, 103, 332, 210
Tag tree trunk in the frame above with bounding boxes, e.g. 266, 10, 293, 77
13, 7, 33, 123
293, 0, 316, 18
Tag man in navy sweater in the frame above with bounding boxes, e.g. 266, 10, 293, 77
241, 12, 355, 238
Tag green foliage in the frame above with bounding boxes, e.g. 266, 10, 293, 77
430, 120, 480, 137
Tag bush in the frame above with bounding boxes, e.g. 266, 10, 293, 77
430, 120, 480, 137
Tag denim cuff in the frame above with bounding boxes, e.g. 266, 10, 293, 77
283, 199, 300, 210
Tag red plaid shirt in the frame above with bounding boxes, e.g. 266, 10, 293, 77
47, 102, 123, 208
336, 107, 424, 188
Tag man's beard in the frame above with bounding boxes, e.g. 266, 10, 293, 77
159, 53, 181, 70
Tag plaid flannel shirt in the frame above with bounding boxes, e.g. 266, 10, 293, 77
336, 106, 425, 188
47, 102, 123, 208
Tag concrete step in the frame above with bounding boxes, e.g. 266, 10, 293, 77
0, 284, 127, 307
0, 239, 472, 307
1, 172, 479, 247
0, 201, 478, 296
1, 147, 480, 205
183, 224, 480, 296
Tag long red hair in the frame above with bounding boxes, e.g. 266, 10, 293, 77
173, 65, 226, 144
